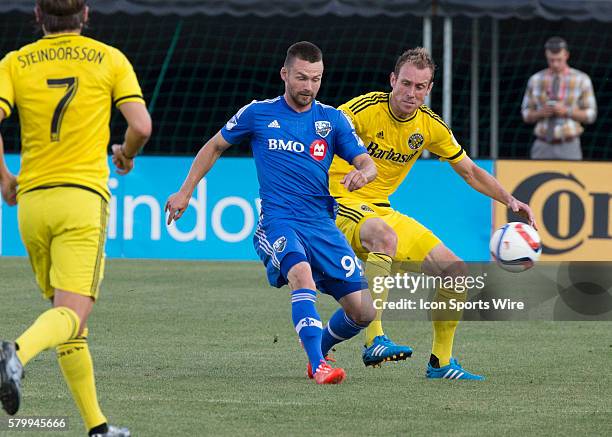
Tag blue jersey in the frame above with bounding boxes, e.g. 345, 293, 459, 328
220, 96, 367, 221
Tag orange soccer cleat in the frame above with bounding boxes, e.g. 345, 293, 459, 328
312, 360, 345, 385
306, 355, 336, 379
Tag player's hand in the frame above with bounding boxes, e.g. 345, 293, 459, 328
111, 143, 135, 175
508, 197, 537, 229
341, 169, 369, 192
165, 191, 190, 224
0, 172, 17, 206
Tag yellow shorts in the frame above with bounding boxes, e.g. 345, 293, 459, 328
335, 198, 441, 270
18, 186, 109, 300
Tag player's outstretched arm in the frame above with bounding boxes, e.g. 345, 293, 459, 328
0, 110, 17, 206
165, 131, 232, 224
451, 156, 536, 227
341, 153, 377, 192
111, 102, 152, 175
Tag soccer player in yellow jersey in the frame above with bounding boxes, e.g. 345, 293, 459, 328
327, 48, 535, 379
0, 1, 151, 434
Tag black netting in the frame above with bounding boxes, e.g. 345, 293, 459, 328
1, 12, 610, 159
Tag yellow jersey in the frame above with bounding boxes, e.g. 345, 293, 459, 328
0, 32, 145, 201
328, 92, 466, 204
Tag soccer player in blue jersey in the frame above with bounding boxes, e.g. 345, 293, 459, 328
166, 42, 378, 384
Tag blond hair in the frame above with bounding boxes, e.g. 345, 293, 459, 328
394, 47, 436, 81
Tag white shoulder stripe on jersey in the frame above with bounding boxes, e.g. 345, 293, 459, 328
258, 96, 281, 104
316, 100, 335, 110
233, 99, 257, 121
233, 96, 282, 121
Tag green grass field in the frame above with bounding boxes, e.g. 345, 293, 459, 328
1, 257, 611, 436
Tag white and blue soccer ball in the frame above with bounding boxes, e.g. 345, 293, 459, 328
490, 222, 542, 273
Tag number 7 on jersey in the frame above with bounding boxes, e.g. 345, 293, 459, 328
47, 77, 78, 142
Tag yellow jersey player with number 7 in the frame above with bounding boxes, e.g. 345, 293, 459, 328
0, 1, 151, 435
328, 48, 535, 379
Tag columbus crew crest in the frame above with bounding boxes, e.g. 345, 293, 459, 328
408, 132, 425, 150
315, 121, 332, 138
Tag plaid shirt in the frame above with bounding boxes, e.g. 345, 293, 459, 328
521, 67, 597, 141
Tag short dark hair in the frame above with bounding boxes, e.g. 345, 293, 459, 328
394, 47, 436, 81
284, 41, 323, 68
544, 36, 568, 54
36, 0, 87, 33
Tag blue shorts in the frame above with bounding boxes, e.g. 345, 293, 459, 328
253, 216, 367, 300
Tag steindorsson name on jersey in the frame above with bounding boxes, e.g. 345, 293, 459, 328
0, 33, 145, 201
16, 45, 105, 68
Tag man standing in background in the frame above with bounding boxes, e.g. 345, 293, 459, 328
521, 36, 597, 160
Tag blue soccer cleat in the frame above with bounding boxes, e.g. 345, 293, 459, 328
362, 335, 413, 367
426, 358, 484, 380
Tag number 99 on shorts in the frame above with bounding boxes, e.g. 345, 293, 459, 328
341, 255, 364, 278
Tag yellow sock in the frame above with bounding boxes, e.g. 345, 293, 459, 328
57, 328, 107, 432
431, 288, 466, 367
16, 307, 80, 366
364, 252, 393, 346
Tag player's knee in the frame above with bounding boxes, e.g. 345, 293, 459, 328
442, 258, 469, 284
424, 244, 468, 280
286, 261, 316, 290
362, 304, 376, 325
53, 289, 94, 336
362, 222, 398, 256
346, 304, 375, 326
378, 229, 398, 256
441, 258, 469, 281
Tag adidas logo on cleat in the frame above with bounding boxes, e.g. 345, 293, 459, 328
268, 120, 281, 128
362, 335, 413, 367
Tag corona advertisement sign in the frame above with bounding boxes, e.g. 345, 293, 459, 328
495, 161, 612, 261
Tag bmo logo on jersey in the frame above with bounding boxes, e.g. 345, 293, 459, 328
267, 139, 305, 153
310, 139, 328, 161
267, 138, 327, 160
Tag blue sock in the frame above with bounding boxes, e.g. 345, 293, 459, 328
291, 289, 324, 371
321, 308, 367, 356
